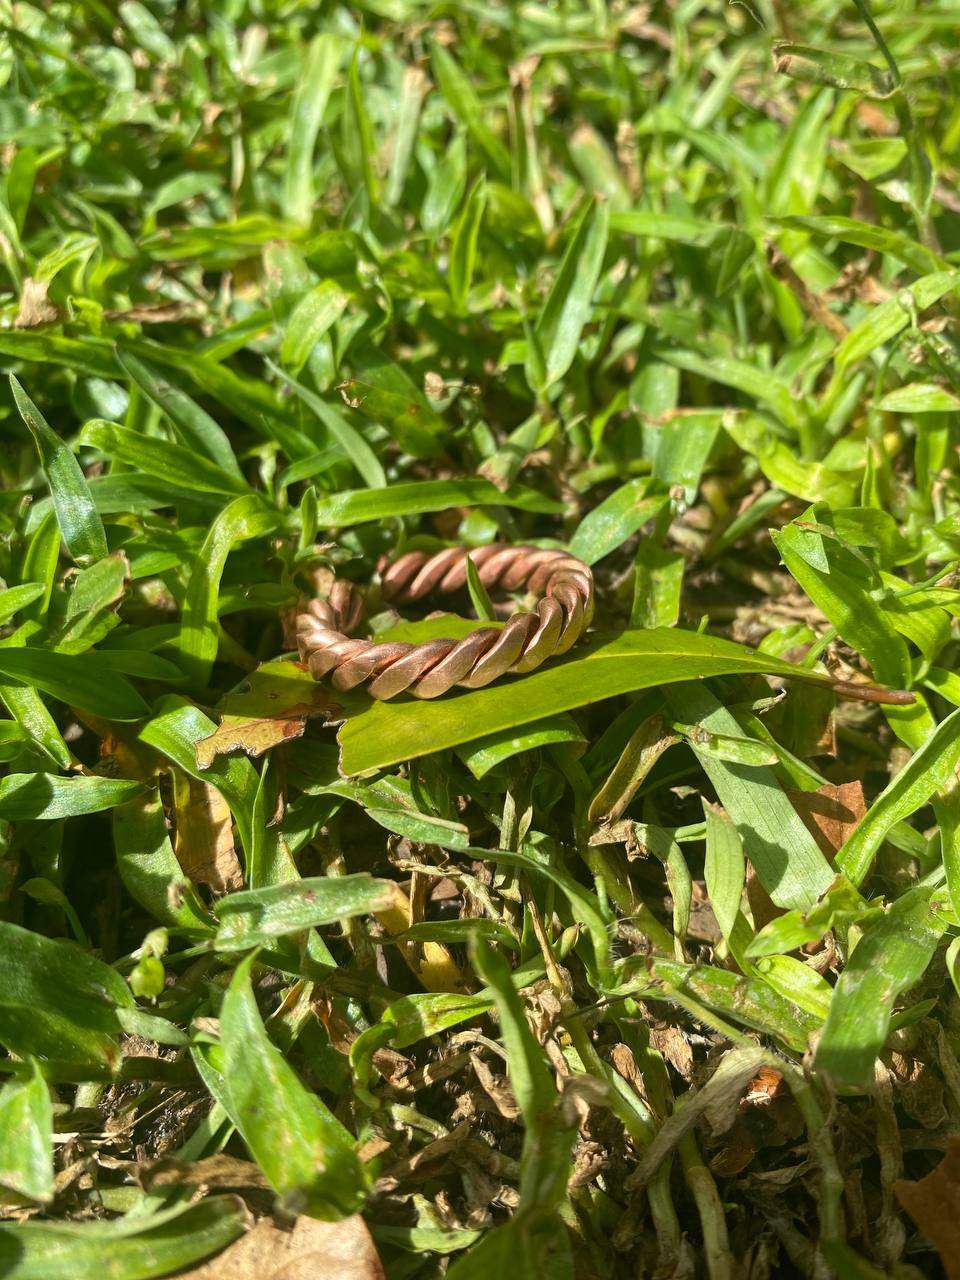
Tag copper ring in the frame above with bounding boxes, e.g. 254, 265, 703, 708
295, 544, 594, 701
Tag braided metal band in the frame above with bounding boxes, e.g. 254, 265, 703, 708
296, 544, 595, 701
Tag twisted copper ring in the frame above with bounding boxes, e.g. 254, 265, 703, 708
296, 544, 595, 700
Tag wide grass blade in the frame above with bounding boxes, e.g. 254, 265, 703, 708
0, 1060, 53, 1204
0, 1197, 248, 1279
284, 35, 346, 226
338, 629, 840, 778
177, 496, 279, 690
836, 708, 960, 885
213, 952, 367, 1218
10, 376, 107, 564
814, 886, 948, 1088
527, 198, 609, 393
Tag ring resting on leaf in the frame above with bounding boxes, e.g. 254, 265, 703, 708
295, 542, 916, 708
295, 544, 594, 701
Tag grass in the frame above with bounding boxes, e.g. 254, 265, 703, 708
1, 0, 960, 1275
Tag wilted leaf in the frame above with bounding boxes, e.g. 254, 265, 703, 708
15, 278, 61, 328
139, 1154, 269, 1193
588, 713, 678, 824
174, 776, 242, 892
178, 1213, 384, 1280
788, 781, 866, 856
773, 42, 896, 97
895, 1139, 960, 1280
198, 662, 340, 768
625, 1047, 770, 1187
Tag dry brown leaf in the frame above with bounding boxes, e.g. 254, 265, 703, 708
377, 1122, 473, 1193
375, 883, 470, 993
648, 1023, 694, 1081
174, 776, 242, 891
787, 781, 866, 856
709, 1127, 756, 1178
370, 1046, 414, 1090
312, 993, 360, 1055
609, 1043, 655, 1114
471, 1052, 520, 1120
686, 880, 722, 945
197, 662, 339, 769
744, 862, 783, 933
891, 1053, 948, 1130
855, 100, 898, 135
102, 301, 199, 324
423, 370, 447, 399
196, 711, 316, 768
743, 1065, 784, 1103
895, 1138, 960, 1279
709, 1067, 794, 1178
766, 244, 848, 341
139, 1154, 269, 1193
98, 730, 160, 783
587, 713, 679, 824
15, 277, 61, 328
179, 1213, 384, 1280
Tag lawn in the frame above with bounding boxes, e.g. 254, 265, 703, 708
1, 1, 959, 1276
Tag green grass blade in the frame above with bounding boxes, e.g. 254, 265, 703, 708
114, 350, 244, 480
217, 952, 367, 1218
177, 496, 278, 690
0, 1060, 53, 1204
568, 480, 667, 566
0, 921, 132, 1070
213, 875, 396, 951
431, 43, 511, 179
528, 198, 609, 392
0, 649, 149, 721
337, 630, 842, 777
814, 886, 948, 1088
772, 520, 912, 690
0, 1198, 247, 1280
449, 178, 486, 313
312, 478, 561, 526
836, 708, 960, 885
279, 281, 350, 375
284, 34, 346, 226
266, 360, 386, 488
113, 792, 215, 932
80, 420, 250, 496
10, 376, 107, 564
0, 774, 142, 821
666, 684, 834, 910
